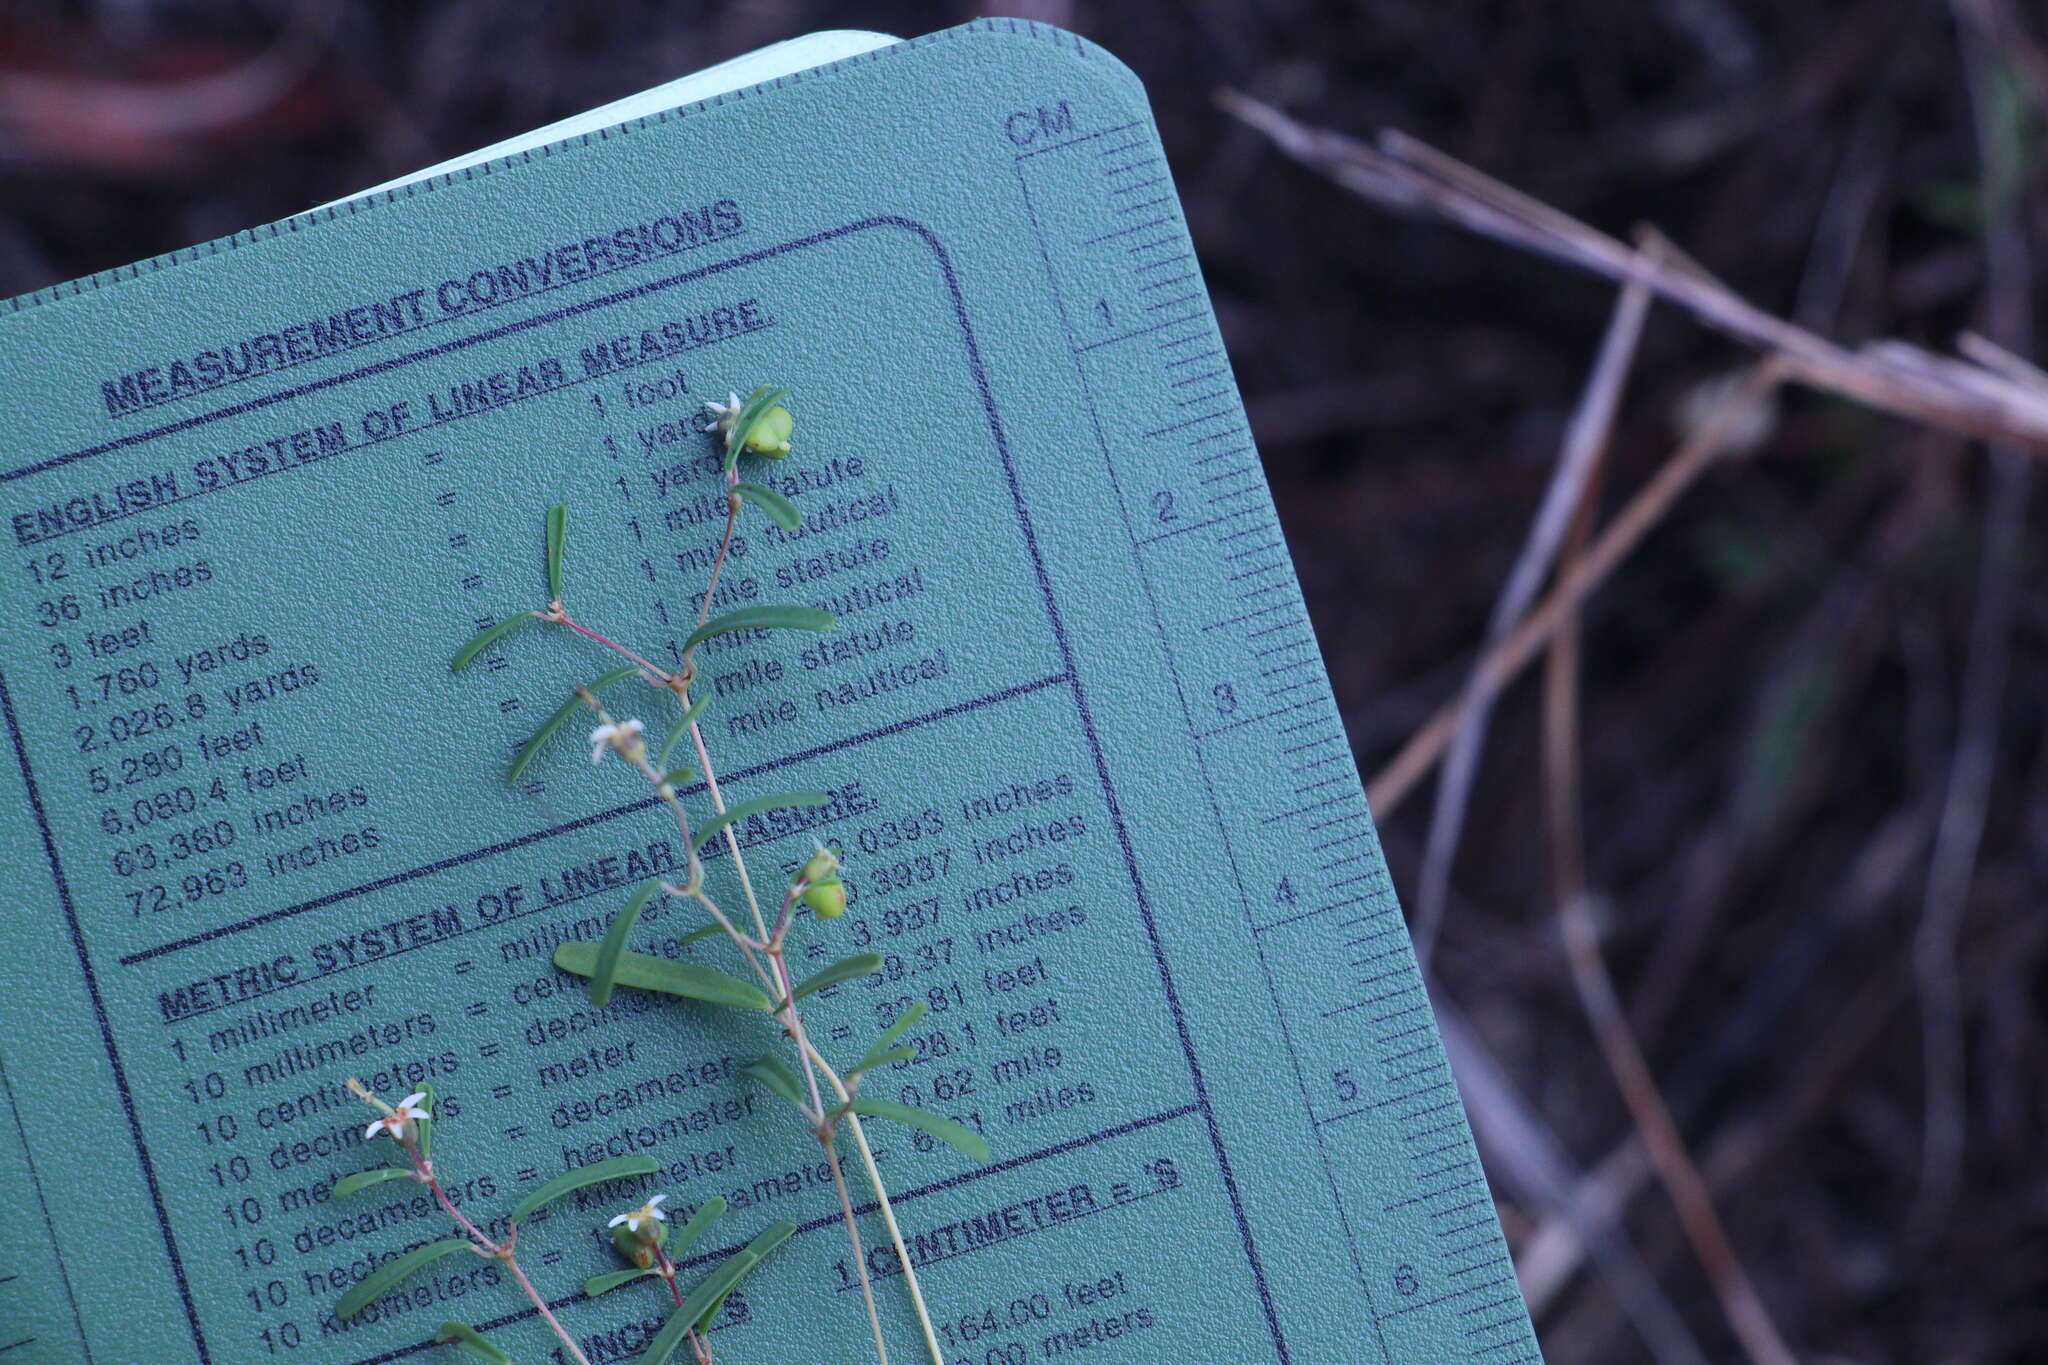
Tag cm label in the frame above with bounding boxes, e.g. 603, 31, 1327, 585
1006, 101, 1074, 145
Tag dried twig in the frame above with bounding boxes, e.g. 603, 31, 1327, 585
1411, 244, 1658, 963
1366, 363, 1784, 818
1217, 90, 2048, 454
1539, 360, 1797, 1362
1435, 999, 1708, 1365
1554, 881, 1797, 1365
1913, 8, 2036, 1230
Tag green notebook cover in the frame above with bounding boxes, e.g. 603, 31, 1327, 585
0, 20, 1537, 1364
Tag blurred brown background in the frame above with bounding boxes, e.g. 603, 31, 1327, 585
4, 2, 2043, 1360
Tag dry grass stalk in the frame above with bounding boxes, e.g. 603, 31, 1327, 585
1411, 243, 1660, 964
1911, 9, 2037, 1232
1536, 350, 1797, 1364
1217, 90, 2048, 455
1363, 361, 1785, 818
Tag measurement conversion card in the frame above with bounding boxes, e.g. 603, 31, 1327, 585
0, 21, 1539, 1364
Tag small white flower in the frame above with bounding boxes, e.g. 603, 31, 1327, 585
589, 718, 646, 764
363, 1091, 430, 1142
701, 391, 742, 434
607, 1193, 669, 1234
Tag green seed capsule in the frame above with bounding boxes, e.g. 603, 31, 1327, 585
611, 1217, 666, 1268
802, 875, 846, 919
744, 404, 793, 457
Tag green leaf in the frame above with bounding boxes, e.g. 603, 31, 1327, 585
337, 1238, 475, 1319
788, 952, 882, 1004
699, 1220, 796, 1329
737, 1218, 797, 1265
850, 1099, 991, 1163
693, 790, 831, 852
741, 1055, 806, 1110
850, 1045, 915, 1075
657, 694, 712, 769
583, 1268, 659, 1299
639, 1253, 759, 1365
680, 604, 835, 657
554, 942, 771, 1011
546, 504, 567, 601
669, 1195, 727, 1259
508, 665, 642, 786
331, 1168, 417, 1200
733, 482, 800, 531
452, 613, 537, 672
658, 767, 698, 789
587, 881, 662, 1009
507, 1155, 660, 1226
436, 1321, 512, 1363
675, 923, 724, 950
855, 1001, 928, 1074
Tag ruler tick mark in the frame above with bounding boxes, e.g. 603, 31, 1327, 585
1134, 506, 1264, 545
1376, 1274, 1515, 1320
1435, 1218, 1499, 1242
1326, 983, 1421, 1021
1407, 1137, 1470, 1161
1425, 1199, 1488, 1222
1449, 1256, 1514, 1279
1013, 118, 1143, 158
1386, 1178, 1486, 1213
1094, 138, 1150, 159
1081, 215, 1170, 246
1079, 312, 1205, 352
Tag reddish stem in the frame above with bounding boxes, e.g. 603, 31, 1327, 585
654, 1249, 713, 1365
553, 614, 671, 681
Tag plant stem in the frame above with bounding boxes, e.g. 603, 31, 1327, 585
810, 1052, 946, 1365
654, 1248, 714, 1365
504, 1253, 596, 1365
546, 612, 672, 682
694, 473, 742, 632
405, 1148, 594, 1365
824, 1134, 892, 1365
570, 466, 952, 1365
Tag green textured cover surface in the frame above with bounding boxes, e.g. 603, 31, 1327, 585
0, 20, 1537, 1364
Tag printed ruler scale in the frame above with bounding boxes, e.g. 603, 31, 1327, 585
0, 20, 1539, 1365
1013, 122, 1541, 1362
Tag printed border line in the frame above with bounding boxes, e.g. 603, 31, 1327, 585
0, 670, 209, 1365
0, 1051, 97, 1362
1010, 141, 1298, 1359
8, 212, 1282, 1363
120, 671, 1070, 971
924, 202, 1290, 1353
343, 1102, 1206, 1365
